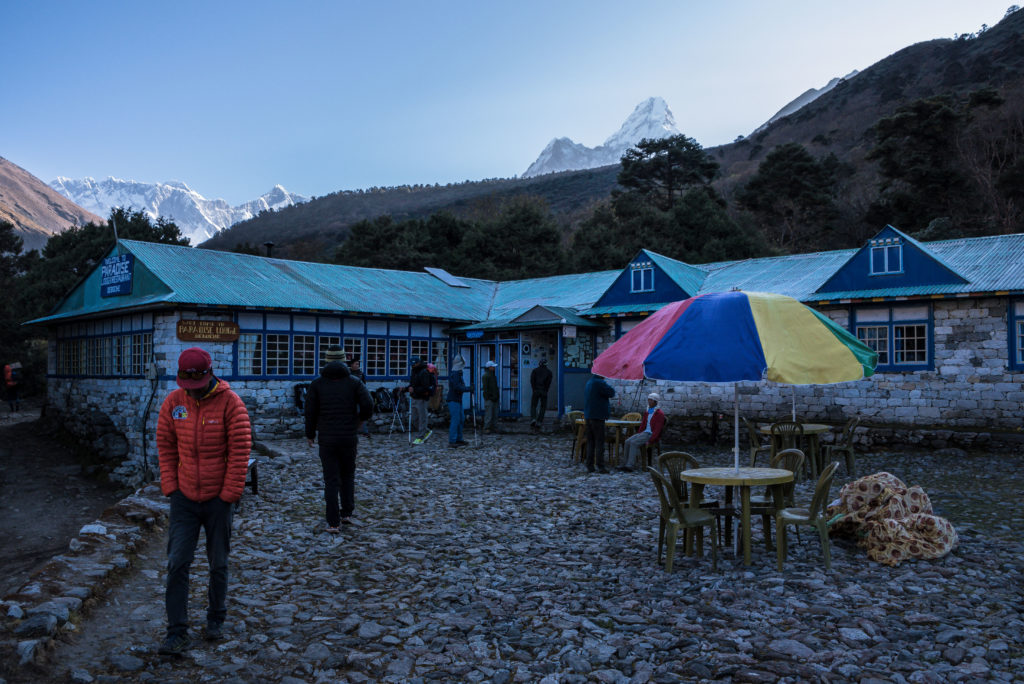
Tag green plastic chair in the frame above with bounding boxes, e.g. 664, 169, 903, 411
647, 467, 718, 572
658, 451, 722, 553
770, 421, 805, 477
743, 417, 771, 467
776, 461, 840, 572
822, 417, 860, 477
748, 448, 806, 549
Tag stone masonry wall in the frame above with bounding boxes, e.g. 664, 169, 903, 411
598, 298, 1024, 450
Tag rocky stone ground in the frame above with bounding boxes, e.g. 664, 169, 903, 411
4, 425, 1024, 683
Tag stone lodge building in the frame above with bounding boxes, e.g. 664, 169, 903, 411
26, 225, 1024, 484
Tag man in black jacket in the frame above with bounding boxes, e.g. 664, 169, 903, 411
305, 346, 374, 531
407, 356, 434, 441
529, 358, 553, 429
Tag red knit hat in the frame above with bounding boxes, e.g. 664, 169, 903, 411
176, 347, 213, 389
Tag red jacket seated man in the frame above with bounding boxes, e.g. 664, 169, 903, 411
620, 392, 665, 472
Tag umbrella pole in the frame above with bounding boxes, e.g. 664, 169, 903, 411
734, 384, 740, 472
792, 385, 796, 422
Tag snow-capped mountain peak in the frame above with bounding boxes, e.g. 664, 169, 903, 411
48, 177, 308, 246
522, 97, 681, 178
602, 96, 678, 150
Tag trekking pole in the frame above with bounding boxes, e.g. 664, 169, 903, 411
408, 389, 413, 445
470, 387, 479, 447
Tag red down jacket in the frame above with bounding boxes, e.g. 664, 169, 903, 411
157, 379, 252, 503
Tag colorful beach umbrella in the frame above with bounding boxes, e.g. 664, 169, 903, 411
592, 290, 877, 470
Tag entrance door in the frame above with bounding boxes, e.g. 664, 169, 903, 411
454, 345, 473, 413
499, 342, 519, 415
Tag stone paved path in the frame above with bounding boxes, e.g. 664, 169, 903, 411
19, 431, 1024, 683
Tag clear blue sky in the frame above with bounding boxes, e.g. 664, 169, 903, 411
1, 0, 1013, 205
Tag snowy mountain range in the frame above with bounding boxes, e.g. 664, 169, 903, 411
48, 177, 308, 246
522, 97, 680, 178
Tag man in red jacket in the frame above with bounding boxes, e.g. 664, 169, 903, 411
156, 347, 251, 655
619, 392, 666, 473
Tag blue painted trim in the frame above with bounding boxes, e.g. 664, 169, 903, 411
1008, 299, 1024, 371
849, 303, 934, 373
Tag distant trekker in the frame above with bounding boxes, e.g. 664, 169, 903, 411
4, 362, 21, 412
529, 358, 552, 429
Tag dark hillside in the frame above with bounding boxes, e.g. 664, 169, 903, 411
712, 9, 1024, 206
201, 166, 620, 256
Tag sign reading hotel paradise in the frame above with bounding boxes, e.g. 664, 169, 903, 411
100, 254, 134, 297
176, 320, 241, 342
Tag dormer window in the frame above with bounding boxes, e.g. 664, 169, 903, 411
630, 261, 654, 293
869, 237, 903, 275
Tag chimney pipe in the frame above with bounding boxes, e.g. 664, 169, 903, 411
263, 242, 275, 258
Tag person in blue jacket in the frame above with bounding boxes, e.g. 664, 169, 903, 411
447, 356, 472, 447
583, 371, 615, 473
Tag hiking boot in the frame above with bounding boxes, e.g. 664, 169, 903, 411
203, 622, 225, 641
159, 633, 192, 655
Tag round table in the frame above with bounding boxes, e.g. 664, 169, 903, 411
759, 423, 831, 476
679, 467, 794, 566
573, 418, 641, 465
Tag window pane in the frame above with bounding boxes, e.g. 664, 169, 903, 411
411, 339, 430, 364
643, 268, 653, 291
871, 247, 885, 274
389, 339, 408, 376
366, 338, 386, 376
318, 335, 341, 368
239, 334, 263, 375
266, 314, 290, 331
894, 324, 927, 364
294, 335, 316, 375
343, 337, 362, 365
631, 269, 641, 292
266, 334, 289, 375
1018, 320, 1024, 364
432, 341, 448, 375
238, 312, 263, 329
887, 245, 902, 272
856, 326, 889, 365
891, 305, 928, 321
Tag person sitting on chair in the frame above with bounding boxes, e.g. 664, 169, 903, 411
619, 392, 665, 472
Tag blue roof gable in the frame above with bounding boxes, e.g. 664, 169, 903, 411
816, 225, 968, 295
592, 250, 700, 309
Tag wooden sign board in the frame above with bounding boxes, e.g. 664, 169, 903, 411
176, 320, 240, 342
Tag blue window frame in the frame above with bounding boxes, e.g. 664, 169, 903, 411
54, 313, 153, 378
852, 304, 932, 372
869, 238, 903, 275
1008, 299, 1024, 370
630, 261, 654, 293
234, 313, 447, 381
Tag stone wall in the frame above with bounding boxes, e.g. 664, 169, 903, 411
598, 298, 1024, 450
45, 311, 418, 486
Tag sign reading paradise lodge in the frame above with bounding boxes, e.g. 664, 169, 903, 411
176, 319, 241, 342
100, 254, 134, 298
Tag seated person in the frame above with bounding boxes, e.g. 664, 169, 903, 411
619, 392, 665, 472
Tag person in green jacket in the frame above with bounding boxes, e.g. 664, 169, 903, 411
482, 361, 499, 433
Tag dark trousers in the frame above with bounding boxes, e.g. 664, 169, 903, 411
585, 419, 607, 470
530, 391, 548, 424
166, 492, 233, 637
320, 440, 357, 526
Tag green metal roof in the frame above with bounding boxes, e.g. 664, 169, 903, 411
29, 240, 500, 325
487, 270, 618, 319
26, 232, 1024, 328
453, 306, 604, 332
644, 249, 708, 295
